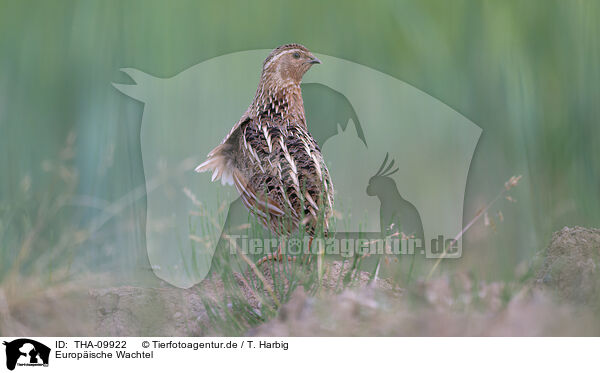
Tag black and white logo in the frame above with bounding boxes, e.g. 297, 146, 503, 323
3, 339, 50, 371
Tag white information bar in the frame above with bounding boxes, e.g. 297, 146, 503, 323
0, 337, 595, 372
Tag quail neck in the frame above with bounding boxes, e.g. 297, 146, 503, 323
250, 70, 307, 129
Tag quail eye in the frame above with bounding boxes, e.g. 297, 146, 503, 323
293, 52, 301, 59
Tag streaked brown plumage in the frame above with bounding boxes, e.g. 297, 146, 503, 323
195, 44, 334, 261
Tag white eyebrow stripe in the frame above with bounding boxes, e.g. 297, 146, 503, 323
263, 49, 302, 70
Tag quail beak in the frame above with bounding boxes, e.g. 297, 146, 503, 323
308, 56, 321, 64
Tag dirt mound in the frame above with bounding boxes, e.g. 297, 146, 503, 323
249, 284, 599, 336
535, 226, 600, 304
90, 285, 210, 336
0, 278, 95, 336
88, 260, 393, 336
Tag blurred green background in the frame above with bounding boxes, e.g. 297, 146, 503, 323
1, 0, 599, 286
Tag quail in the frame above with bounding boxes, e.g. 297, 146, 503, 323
195, 44, 334, 264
